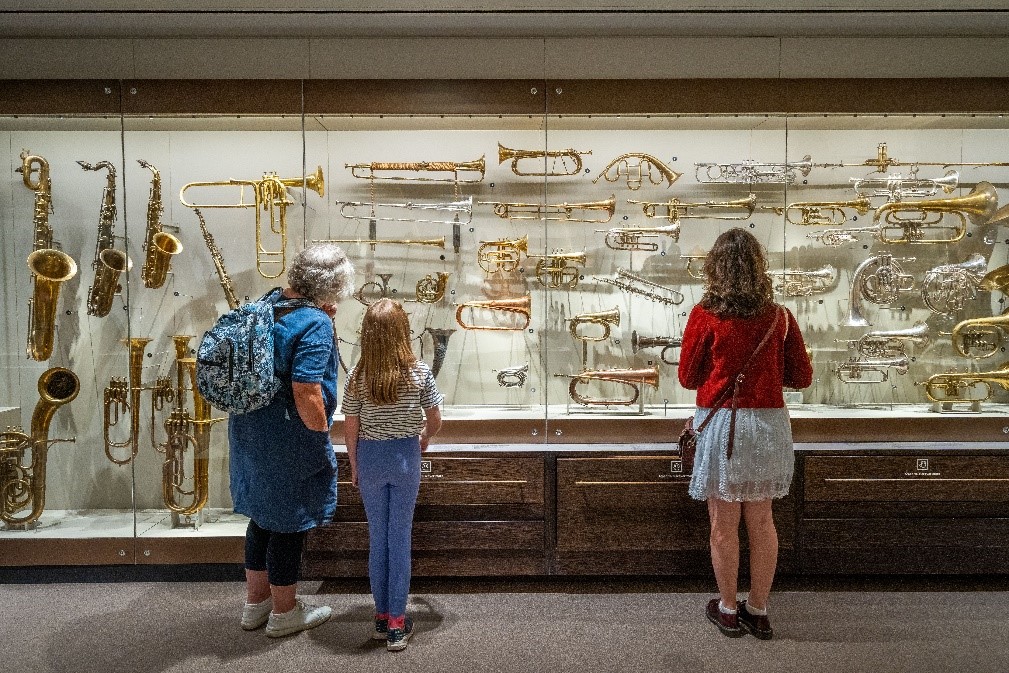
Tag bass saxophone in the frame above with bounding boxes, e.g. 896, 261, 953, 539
138, 160, 184, 289
18, 150, 78, 361
78, 160, 132, 317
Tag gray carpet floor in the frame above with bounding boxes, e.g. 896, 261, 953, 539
2, 579, 1007, 673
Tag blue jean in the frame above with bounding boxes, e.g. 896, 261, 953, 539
357, 435, 421, 617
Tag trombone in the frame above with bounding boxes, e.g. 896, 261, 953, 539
337, 197, 473, 226
595, 224, 680, 251
454, 295, 531, 331
554, 366, 660, 406
480, 196, 616, 223
497, 143, 592, 177
566, 307, 620, 342
346, 156, 485, 183
628, 194, 756, 223
592, 153, 682, 190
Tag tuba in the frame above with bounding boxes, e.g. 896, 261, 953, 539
851, 169, 959, 202
79, 160, 132, 317
950, 311, 1009, 360
527, 252, 586, 289
922, 253, 988, 317
631, 330, 681, 365
842, 321, 930, 359
497, 142, 592, 177
477, 235, 528, 274
346, 156, 485, 183
565, 307, 620, 342
871, 181, 998, 245
592, 153, 682, 190
481, 196, 616, 223
834, 355, 910, 384
594, 268, 684, 306
628, 194, 756, 223
769, 264, 837, 297
555, 366, 660, 406
772, 196, 872, 226
596, 224, 680, 251
0, 368, 79, 527
454, 295, 531, 331
138, 160, 184, 289
917, 361, 1009, 406
843, 253, 916, 327
694, 155, 814, 184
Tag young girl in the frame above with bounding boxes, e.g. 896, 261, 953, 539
342, 298, 443, 652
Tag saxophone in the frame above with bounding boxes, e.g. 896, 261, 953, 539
78, 160, 132, 317
138, 160, 183, 289
195, 208, 240, 310
1, 368, 79, 527
19, 150, 78, 361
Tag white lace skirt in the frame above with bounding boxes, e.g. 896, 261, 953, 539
687, 406, 795, 502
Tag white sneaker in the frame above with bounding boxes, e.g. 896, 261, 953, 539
241, 597, 272, 630
265, 598, 332, 638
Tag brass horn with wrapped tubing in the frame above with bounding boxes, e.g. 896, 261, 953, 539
851, 169, 959, 202
138, 160, 183, 289
414, 272, 451, 304
454, 295, 531, 331
477, 235, 528, 273
769, 265, 837, 297
870, 181, 997, 245
917, 361, 1009, 409
497, 143, 591, 177
596, 224, 680, 251
629, 194, 756, 223
494, 363, 529, 388
79, 160, 133, 317
555, 366, 660, 406
346, 156, 485, 183
527, 252, 586, 289
769, 196, 872, 226
834, 355, 910, 384
480, 196, 616, 223
843, 253, 916, 327
631, 331, 681, 366
922, 253, 988, 317
950, 311, 1009, 359
565, 307, 620, 342
592, 153, 682, 190
841, 322, 930, 359
0, 368, 79, 527
104, 338, 172, 465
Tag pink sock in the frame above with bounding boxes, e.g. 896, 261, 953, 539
388, 615, 405, 629
375, 612, 390, 620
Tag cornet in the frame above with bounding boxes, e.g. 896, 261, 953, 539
494, 363, 529, 388
834, 355, 909, 384
628, 194, 756, 223
843, 253, 916, 327
694, 156, 814, 184
592, 153, 682, 190
922, 253, 987, 317
454, 295, 531, 331
480, 196, 616, 223
772, 196, 872, 226
871, 181, 998, 245
346, 156, 485, 183
950, 311, 1009, 359
338, 197, 473, 226
566, 307, 620, 342
917, 361, 1009, 406
527, 252, 586, 289
554, 366, 660, 406
631, 330, 681, 365
477, 235, 528, 274
769, 265, 837, 297
596, 224, 680, 251
841, 321, 930, 359
497, 143, 592, 177
851, 168, 959, 202
594, 268, 684, 306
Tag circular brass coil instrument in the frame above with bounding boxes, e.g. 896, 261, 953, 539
922, 253, 987, 317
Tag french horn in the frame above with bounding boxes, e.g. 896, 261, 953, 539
922, 253, 987, 317
497, 143, 591, 177
555, 366, 660, 406
843, 253, 916, 327
591, 153, 682, 190
454, 295, 531, 331
565, 307, 620, 342
414, 272, 451, 303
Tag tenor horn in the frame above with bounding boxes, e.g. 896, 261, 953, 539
872, 181, 998, 244
454, 295, 531, 331
565, 307, 620, 342
555, 366, 660, 406
497, 142, 591, 177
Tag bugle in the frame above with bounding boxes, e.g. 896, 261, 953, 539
834, 355, 909, 384
596, 224, 680, 251
592, 153, 682, 190
871, 181, 998, 244
477, 235, 528, 274
555, 366, 660, 406
922, 253, 987, 316
346, 156, 485, 183
480, 196, 616, 223
454, 295, 531, 331
917, 361, 1009, 407
338, 196, 473, 226
566, 307, 620, 342
628, 194, 756, 223
527, 252, 586, 289
631, 330, 681, 365
497, 142, 591, 177
594, 268, 684, 306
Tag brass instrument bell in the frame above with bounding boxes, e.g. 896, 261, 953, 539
555, 366, 660, 406
565, 307, 620, 342
631, 330, 681, 365
872, 181, 998, 244
454, 295, 531, 331
528, 251, 586, 289
917, 361, 1009, 406
497, 142, 592, 177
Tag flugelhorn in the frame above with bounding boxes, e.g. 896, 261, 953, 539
180, 166, 325, 278
527, 251, 586, 289
871, 181, 998, 244
917, 361, 1009, 406
843, 253, 916, 327
769, 264, 837, 297
494, 363, 529, 388
346, 156, 485, 183
594, 268, 684, 306
79, 160, 132, 317
631, 330, 681, 365
596, 224, 680, 251
950, 311, 1009, 359
454, 295, 531, 331
834, 355, 909, 384
628, 194, 756, 223
922, 253, 987, 317
480, 196, 616, 223
592, 153, 682, 190
851, 168, 959, 202
0, 367, 79, 527
138, 160, 184, 290
694, 156, 814, 184
841, 322, 930, 359
312, 236, 446, 249
566, 307, 620, 342
770, 196, 872, 226
477, 235, 528, 273
338, 197, 473, 226
555, 366, 660, 406
497, 142, 591, 176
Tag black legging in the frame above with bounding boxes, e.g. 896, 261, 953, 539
244, 519, 307, 587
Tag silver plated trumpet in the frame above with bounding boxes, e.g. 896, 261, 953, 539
835, 355, 910, 384
851, 168, 959, 203
769, 264, 837, 297
840, 322, 930, 359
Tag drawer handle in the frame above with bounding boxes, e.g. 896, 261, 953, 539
574, 481, 680, 486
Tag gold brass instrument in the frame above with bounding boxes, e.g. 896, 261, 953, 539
694, 155, 814, 184
628, 194, 756, 223
917, 361, 1009, 407
311, 236, 445, 249
950, 311, 1009, 359
842, 322, 930, 359
17, 150, 54, 251
494, 363, 529, 388
354, 274, 392, 306
421, 327, 456, 379
0, 368, 79, 527
566, 307, 620, 342
497, 142, 591, 177
592, 153, 682, 190
831, 142, 1009, 173
138, 160, 184, 289
834, 355, 909, 384
772, 196, 872, 226
980, 263, 1009, 295
871, 181, 998, 245
477, 235, 528, 274
843, 253, 916, 327
346, 156, 485, 183
594, 268, 685, 306
195, 208, 241, 311
631, 330, 681, 366
338, 197, 473, 226
681, 252, 708, 280
79, 160, 132, 317
769, 264, 837, 297
527, 251, 586, 289
180, 166, 325, 278
555, 366, 660, 406
454, 295, 531, 331
415, 272, 451, 303
596, 224, 680, 251
851, 168, 959, 202
104, 337, 169, 465
922, 253, 988, 317
480, 195, 616, 223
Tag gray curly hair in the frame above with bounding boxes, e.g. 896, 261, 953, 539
287, 243, 355, 303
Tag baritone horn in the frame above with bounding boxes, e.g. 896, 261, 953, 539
596, 224, 680, 251
917, 361, 1009, 407
497, 142, 592, 177
592, 153, 682, 190
477, 235, 528, 273
454, 295, 531, 331
566, 307, 620, 342
555, 366, 660, 406
871, 181, 998, 244
628, 194, 756, 223
104, 338, 170, 465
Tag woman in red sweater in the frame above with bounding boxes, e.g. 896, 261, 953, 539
678, 228, 812, 641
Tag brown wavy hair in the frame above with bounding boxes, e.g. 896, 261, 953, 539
700, 228, 774, 318
347, 298, 418, 405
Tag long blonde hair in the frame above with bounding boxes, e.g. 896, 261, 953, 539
347, 298, 417, 404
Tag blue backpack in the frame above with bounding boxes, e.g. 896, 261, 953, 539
196, 287, 321, 414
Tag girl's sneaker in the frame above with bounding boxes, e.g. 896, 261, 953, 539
372, 616, 389, 640
386, 617, 414, 651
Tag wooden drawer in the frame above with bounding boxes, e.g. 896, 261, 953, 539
307, 520, 544, 551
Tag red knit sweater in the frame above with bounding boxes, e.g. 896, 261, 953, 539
678, 303, 813, 409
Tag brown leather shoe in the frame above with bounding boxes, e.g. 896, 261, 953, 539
737, 600, 773, 640
705, 598, 744, 638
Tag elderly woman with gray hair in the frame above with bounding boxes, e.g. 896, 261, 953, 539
231, 243, 355, 638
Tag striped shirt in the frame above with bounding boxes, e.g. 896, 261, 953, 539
340, 361, 444, 441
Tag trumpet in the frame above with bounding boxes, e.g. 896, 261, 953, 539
337, 197, 473, 226
79, 160, 132, 318
555, 366, 660, 406
592, 153, 682, 190
138, 160, 184, 290
851, 168, 959, 202
477, 235, 528, 274
594, 268, 684, 306
180, 166, 325, 279
631, 330, 681, 365
769, 264, 837, 297
841, 321, 930, 359
566, 307, 620, 342
950, 311, 1009, 359
830, 142, 1009, 174
480, 196, 616, 223
527, 252, 586, 289
454, 295, 531, 331
497, 143, 591, 177
772, 196, 872, 226
694, 155, 814, 184
834, 355, 909, 384
312, 236, 445, 249
628, 194, 756, 223
917, 361, 1009, 406
871, 181, 998, 245
415, 272, 451, 303
922, 253, 988, 317
843, 253, 916, 327
494, 363, 529, 388
346, 156, 485, 183
596, 224, 680, 251
806, 229, 864, 247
